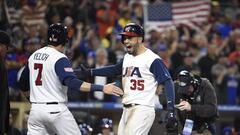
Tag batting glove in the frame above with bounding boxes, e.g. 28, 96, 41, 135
74, 64, 91, 78
166, 111, 178, 134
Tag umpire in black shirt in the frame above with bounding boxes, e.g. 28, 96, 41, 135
0, 31, 12, 135
174, 69, 218, 135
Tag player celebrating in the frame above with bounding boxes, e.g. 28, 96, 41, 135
77, 23, 177, 135
18, 23, 123, 135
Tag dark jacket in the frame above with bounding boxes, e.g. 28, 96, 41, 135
0, 60, 10, 135
174, 77, 218, 131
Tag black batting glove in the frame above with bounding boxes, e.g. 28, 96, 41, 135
165, 111, 178, 134
74, 64, 91, 78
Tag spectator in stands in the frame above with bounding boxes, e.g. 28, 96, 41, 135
228, 38, 240, 70
20, 0, 47, 32
64, 16, 75, 40
170, 41, 187, 75
22, 26, 42, 55
97, 118, 114, 135
216, 62, 240, 105
198, 44, 218, 82
21, 111, 29, 135
182, 52, 200, 75
0, 31, 11, 135
96, 1, 118, 38
8, 112, 21, 135
211, 55, 228, 104
117, 8, 131, 29
92, 48, 117, 102
221, 126, 235, 135
6, 46, 22, 101
157, 43, 171, 68
131, 2, 144, 25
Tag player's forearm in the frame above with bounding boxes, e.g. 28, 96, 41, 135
64, 77, 103, 92
80, 82, 103, 92
92, 65, 121, 77
163, 79, 175, 111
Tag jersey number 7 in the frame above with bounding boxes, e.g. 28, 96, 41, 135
34, 63, 43, 86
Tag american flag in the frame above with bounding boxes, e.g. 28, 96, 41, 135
4, 0, 21, 25
64, 67, 74, 72
144, 0, 211, 32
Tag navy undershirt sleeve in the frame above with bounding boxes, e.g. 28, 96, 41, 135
55, 57, 83, 91
92, 59, 123, 77
150, 59, 171, 83
55, 57, 104, 92
150, 59, 175, 110
55, 57, 76, 83
63, 77, 83, 91
163, 79, 175, 110
18, 63, 30, 91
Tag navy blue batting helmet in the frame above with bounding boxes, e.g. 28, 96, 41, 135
101, 118, 113, 129
119, 23, 144, 43
79, 123, 93, 135
47, 23, 68, 46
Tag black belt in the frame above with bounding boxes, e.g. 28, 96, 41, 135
31, 102, 59, 105
123, 103, 140, 108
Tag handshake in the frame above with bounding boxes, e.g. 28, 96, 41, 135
75, 65, 124, 97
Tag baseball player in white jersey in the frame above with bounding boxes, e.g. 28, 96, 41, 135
18, 23, 123, 135
76, 23, 177, 135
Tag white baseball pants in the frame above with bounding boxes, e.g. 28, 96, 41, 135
27, 103, 81, 135
117, 105, 155, 135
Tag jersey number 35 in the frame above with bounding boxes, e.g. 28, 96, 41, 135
130, 79, 144, 91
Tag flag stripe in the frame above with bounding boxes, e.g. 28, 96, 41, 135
172, 0, 209, 7
172, 6, 210, 13
173, 12, 209, 20
145, 0, 210, 33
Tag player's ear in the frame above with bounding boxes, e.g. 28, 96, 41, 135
137, 37, 143, 43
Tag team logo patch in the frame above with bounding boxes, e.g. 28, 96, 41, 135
179, 81, 187, 87
64, 67, 73, 72
125, 26, 131, 32
49, 34, 58, 42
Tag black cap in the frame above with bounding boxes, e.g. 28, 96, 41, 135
178, 70, 193, 91
0, 31, 11, 47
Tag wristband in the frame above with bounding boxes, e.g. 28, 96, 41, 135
90, 84, 103, 91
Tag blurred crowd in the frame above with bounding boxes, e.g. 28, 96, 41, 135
1, 0, 240, 106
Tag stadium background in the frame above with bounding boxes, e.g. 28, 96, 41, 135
1, 0, 240, 134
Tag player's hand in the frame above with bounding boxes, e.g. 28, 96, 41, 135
175, 101, 191, 111
74, 64, 91, 78
165, 111, 178, 134
103, 82, 124, 97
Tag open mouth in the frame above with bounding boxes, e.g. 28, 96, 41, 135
126, 45, 132, 49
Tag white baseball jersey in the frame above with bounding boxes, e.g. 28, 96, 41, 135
28, 46, 68, 102
122, 49, 160, 107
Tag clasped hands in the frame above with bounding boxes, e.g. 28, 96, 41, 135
175, 100, 191, 111
75, 65, 124, 97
